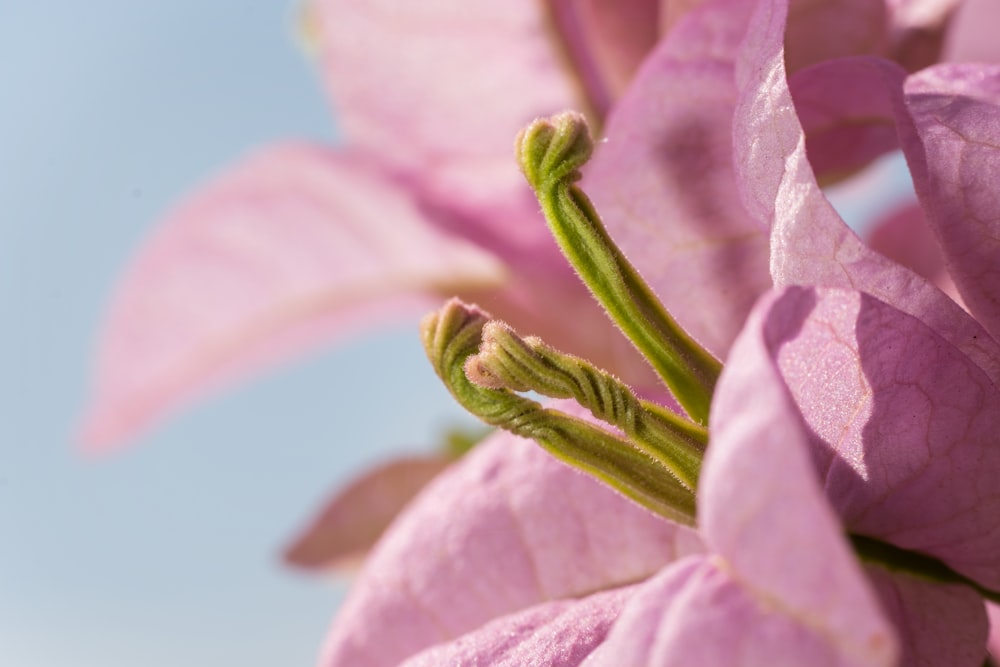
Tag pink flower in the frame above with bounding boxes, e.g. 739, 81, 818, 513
79, 1, 671, 451
317, 0, 1000, 663
79, 0, 970, 451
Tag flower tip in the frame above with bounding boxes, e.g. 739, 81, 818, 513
516, 111, 594, 189
463, 354, 506, 390
420, 298, 492, 373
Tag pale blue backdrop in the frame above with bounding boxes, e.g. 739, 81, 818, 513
0, 2, 913, 665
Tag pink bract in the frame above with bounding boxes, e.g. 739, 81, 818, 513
318, 0, 1000, 663
81, 0, 968, 451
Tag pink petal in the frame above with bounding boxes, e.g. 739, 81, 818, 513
400, 586, 634, 667
782, 0, 959, 75
783, 0, 888, 74
733, 0, 1000, 383
546, 0, 661, 118
588, 288, 901, 665
884, 0, 963, 71
864, 565, 988, 667
587, 558, 894, 667
583, 0, 771, 359
988, 601, 1000, 658
864, 201, 962, 303
902, 64, 1000, 342
319, 400, 703, 667
943, 0, 1000, 63
788, 56, 906, 180
752, 286, 1000, 590
283, 455, 452, 573
79, 145, 504, 450
307, 0, 579, 217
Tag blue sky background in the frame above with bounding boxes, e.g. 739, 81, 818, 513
0, 2, 475, 665
0, 3, 915, 665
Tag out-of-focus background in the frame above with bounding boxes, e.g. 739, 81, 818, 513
0, 2, 916, 665
1, 2, 473, 665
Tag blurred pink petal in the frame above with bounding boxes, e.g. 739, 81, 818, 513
733, 0, 1000, 382
865, 566, 988, 667
789, 56, 906, 180
865, 201, 962, 302
885, 0, 963, 71
400, 586, 634, 667
307, 0, 579, 216
283, 455, 452, 572
783, 0, 959, 75
988, 602, 1000, 658
784, 0, 888, 73
319, 400, 703, 667
902, 64, 1000, 341
584, 0, 770, 359
80, 146, 505, 450
547, 0, 661, 118
943, 0, 1000, 62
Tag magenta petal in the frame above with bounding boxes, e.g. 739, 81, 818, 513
734, 0, 1000, 383
584, 0, 770, 358
789, 56, 906, 180
864, 566, 988, 667
319, 401, 703, 667
399, 586, 634, 667
79, 145, 504, 450
902, 64, 1000, 342
753, 286, 1000, 589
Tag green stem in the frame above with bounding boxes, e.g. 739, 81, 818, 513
851, 534, 1000, 604
422, 299, 698, 525
516, 112, 721, 424
468, 320, 706, 491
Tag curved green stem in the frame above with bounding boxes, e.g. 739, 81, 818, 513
468, 320, 705, 491
422, 299, 697, 525
851, 534, 1000, 604
516, 112, 721, 424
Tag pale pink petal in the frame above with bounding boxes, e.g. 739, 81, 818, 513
587, 288, 900, 665
586, 558, 894, 667
753, 286, 1000, 590
79, 145, 505, 450
319, 400, 703, 667
988, 601, 1000, 658
943, 0, 1000, 63
584, 0, 770, 359
885, 0, 963, 71
733, 0, 1000, 382
307, 0, 579, 217
400, 586, 633, 667
865, 566, 988, 667
783, 0, 888, 74
547, 0, 661, 118
788, 56, 906, 180
783, 0, 959, 75
902, 64, 1000, 341
283, 455, 452, 572
864, 201, 962, 302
